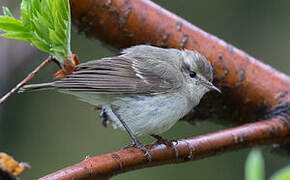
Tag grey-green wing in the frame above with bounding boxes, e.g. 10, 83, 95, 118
52, 55, 183, 95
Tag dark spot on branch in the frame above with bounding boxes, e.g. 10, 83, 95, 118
277, 91, 288, 103
269, 126, 276, 136
232, 133, 247, 144
232, 134, 239, 144
108, 7, 120, 20
227, 44, 234, 53
242, 132, 249, 142
176, 21, 183, 31
83, 166, 93, 177
162, 33, 169, 42
237, 69, 246, 85
103, 0, 112, 9
180, 34, 189, 48
119, 8, 132, 28
218, 52, 224, 60
111, 153, 120, 160
244, 53, 252, 62
264, 102, 290, 121
111, 153, 124, 169
183, 141, 193, 161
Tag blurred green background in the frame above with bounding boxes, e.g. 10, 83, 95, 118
0, 0, 289, 179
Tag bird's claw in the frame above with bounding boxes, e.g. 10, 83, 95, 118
123, 142, 152, 162
151, 135, 179, 159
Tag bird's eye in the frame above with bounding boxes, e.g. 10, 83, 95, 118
189, 71, 197, 78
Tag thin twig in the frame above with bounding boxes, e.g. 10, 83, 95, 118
0, 57, 52, 104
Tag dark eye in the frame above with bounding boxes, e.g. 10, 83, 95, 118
189, 71, 197, 78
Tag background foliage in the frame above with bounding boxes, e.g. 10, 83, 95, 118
0, 0, 289, 179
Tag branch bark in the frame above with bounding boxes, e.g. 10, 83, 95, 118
41, 0, 290, 179
40, 117, 290, 180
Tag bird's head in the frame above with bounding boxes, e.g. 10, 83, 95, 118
181, 50, 221, 100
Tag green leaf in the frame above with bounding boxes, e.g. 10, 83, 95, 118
270, 166, 290, 180
32, 0, 41, 13
31, 18, 50, 43
21, 0, 32, 27
2, 7, 14, 17
57, 0, 69, 21
245, 149, 265, 180
1, 32, 32, 41
0, 16, 28, 32
0, 0, 72, 65
49, 29, 63, 45
31, 38, 50, 53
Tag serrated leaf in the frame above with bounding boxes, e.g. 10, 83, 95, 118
270, 166, 290, 180
54, 17, 66, 42
32, 0, 41, 13
2, 7, 14, 17
36, 11, 52, 30
1, 32, 32, 41
55, 11, 66, 30
245, 149, 265, 180
57, 0, 69, 21
40, 0, 52, 18
40, 0, 53, 26
49, 29, 63, 45
31, 19, 50, 43
31, 38, 50, 53
20, 0, 32, 26
1, 0, 72, 65
0, 16, 28, 32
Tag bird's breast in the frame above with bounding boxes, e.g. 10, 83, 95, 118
108, 92, 196, 136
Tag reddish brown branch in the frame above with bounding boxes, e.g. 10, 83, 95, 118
0, 57, 52, 104
41, 117, 290, 180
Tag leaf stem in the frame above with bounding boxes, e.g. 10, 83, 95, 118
0, 57, 52, 104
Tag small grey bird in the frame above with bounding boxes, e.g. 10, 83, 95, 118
20, 45, 220, 159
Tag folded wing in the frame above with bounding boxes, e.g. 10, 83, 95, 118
52, 55, 183, 95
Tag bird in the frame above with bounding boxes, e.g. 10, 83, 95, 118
19, 45, 221, 160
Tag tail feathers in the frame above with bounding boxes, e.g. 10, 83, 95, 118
19, 82, 55, 93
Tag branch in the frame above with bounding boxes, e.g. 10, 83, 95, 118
40, 117, 290, 180
0, 57, 52, 104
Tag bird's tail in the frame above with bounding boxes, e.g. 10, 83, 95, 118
19, 82, 55, 93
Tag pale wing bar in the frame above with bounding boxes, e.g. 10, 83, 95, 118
52, 56, 180, 94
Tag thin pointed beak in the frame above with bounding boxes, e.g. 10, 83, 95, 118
210, 84, 222, 94
205, 81, 222, 94
198, 79, 222, 94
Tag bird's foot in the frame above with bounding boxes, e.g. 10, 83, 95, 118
123, 141, 152, 162
151, 135, 179, 158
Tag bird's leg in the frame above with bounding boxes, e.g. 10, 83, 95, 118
116, 114, 152, 162
95, 106, 109, 127
151, 134, 179, 158
100, 108, 108, 127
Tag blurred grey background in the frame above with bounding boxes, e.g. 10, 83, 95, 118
0, 0, 289, 179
